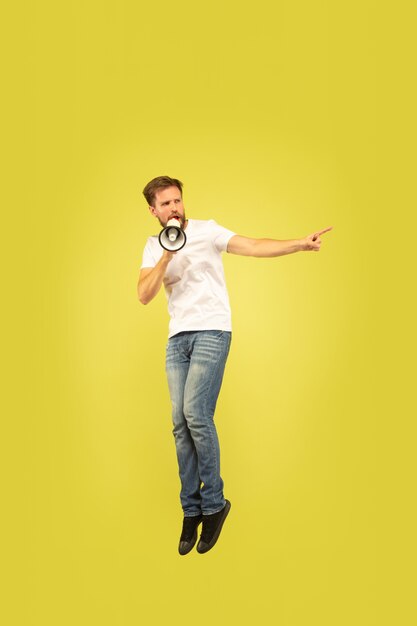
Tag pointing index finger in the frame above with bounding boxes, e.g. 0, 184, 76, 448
315, 226, 333, 236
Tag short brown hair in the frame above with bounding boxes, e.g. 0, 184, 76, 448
142, 176, 183, 207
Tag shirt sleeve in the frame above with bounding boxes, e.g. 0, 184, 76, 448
210, 220, 236, 253
140, 238, 157, 269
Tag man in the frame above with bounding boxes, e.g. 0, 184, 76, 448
137, 175, 332, 556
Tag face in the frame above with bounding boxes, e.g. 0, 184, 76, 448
149, 186, 187, 229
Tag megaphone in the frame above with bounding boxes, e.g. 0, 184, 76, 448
158, 218, 187, 252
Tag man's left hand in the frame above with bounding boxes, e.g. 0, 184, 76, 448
301, 226, 333, 251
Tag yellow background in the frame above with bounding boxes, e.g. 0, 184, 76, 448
2, 1, 415, 625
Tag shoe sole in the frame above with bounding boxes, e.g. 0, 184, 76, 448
197, 499, 231, 554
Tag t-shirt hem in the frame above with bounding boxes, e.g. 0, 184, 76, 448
168, 323, 232, 339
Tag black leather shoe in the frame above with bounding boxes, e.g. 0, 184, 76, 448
197, 500, 231, 554
178, 514, 203, 555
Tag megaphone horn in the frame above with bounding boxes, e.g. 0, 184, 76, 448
158, 218, 187, 252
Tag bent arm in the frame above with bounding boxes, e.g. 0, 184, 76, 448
137, 251, 174, 304
227, 235, 304, 258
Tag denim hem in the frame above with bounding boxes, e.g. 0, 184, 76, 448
202, 503, 226, 516
184, 512, 203, 518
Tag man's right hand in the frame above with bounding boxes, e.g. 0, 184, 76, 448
163, 249, 176, 263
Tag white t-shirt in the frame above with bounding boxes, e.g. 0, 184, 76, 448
140, 218, 236, 338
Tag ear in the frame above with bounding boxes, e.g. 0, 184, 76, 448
148, 205, 157, 217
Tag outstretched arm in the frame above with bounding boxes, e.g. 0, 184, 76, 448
227, 227, 333, 257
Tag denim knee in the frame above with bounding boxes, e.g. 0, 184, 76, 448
172, 418, 189, 440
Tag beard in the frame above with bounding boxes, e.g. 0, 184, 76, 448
160, 212, 186, 229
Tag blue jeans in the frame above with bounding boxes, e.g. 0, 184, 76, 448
165, 330, 232, 516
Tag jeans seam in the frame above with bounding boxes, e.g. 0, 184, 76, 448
201, 338, 229, 510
